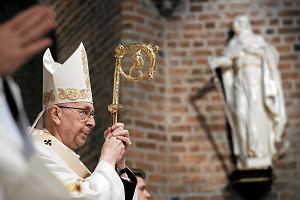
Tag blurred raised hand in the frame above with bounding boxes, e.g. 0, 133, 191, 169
0, 5, 55, 75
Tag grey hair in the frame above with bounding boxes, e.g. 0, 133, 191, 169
43, 103, 69, 128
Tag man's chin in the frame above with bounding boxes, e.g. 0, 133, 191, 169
77, 137, 87, 147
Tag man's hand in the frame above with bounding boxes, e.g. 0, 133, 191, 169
100, 135, 126, 167
0, 5, 55, 75
104, 123, 132, 169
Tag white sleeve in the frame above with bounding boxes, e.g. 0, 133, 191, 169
0, 86, 27, 186
34, 142, 125, 200
0, 130, 27, 186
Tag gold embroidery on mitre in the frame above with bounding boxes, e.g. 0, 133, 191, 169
43, 90, 55, 105
81, 48, 91, 90
58, 88, 87, 101
86, 89, 92, 99
81, 48, 89, 74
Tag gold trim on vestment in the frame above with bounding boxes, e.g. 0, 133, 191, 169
81, 47, 91, 90
65, 183, 81, 192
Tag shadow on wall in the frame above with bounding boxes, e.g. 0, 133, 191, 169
189, 76, 272, 200
188, 28, 237, 184
189, 79, 234, 199
189, 76, 232, 180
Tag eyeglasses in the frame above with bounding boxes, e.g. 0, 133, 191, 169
58, 106, 95, 121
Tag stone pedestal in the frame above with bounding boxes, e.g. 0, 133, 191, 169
230, 167, 273, 199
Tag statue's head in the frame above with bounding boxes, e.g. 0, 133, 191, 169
233, 15, 252, 35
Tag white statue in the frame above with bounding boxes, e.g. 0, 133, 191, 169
209, 15, 287, 168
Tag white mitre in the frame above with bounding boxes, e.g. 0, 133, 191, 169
43, 42, 93, 107
31, 43, 93, 129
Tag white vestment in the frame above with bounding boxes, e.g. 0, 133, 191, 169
0, 77, 71, 200
31, 129, 131, 200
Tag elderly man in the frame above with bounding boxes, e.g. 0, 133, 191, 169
0, 5, 74, 200
31, 43, 137, 200
131, 169, 151, 200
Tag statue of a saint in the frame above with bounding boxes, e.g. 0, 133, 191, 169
209, 15, 287, 168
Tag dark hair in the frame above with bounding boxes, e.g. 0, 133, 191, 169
131, 168, 146, 179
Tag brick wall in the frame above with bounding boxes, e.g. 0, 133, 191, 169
8, 0, 300, 199
120, 0, 300, 200
120, 1, 168, 199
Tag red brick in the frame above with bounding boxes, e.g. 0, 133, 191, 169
183, 32, 198, 39
130, 129, 145, 138
147, 153, 167, 162
135, 120, 156, 129
136, 141, 156, 149
282, 19, 294, 26
280, 54, 298, 61
170, 165, 188, 173
205, 22, 215, 29
170, 87, 188, 94
191, 0, 209, 3
199, 14, 220, 20
190, 5, 203, 12
278, 10, 300, 17
280, 192, 294, 200
284, 36, 296, 42
276, 45, 291, 52
148, 132, 167, 141
171, 135, 183, 142
191, 49, 212, 56
182, 154, 207, 163
281, 72, 299, 79
123, 14, 145, 23
169, 125, 191, 132
269, 19, 279, 25
182, 175, 206, 183
183, 24, 202, 30
171, 145, 187, 153
148, 174, 167, 183
135, 162, 154, 172
279, 27, 300, 34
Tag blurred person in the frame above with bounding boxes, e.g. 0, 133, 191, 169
0, 5, 73, 200
31, 43, 137, 200
132, 169, 151, 200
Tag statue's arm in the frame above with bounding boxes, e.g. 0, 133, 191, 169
208, 56, 233, 70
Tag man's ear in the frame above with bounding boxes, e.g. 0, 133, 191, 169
49, 105, 61, 125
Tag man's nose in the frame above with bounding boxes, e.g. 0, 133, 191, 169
145, 190, 151, 198
86, 115, 96, 127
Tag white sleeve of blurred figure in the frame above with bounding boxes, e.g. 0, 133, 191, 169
0, 78, 28, 186
4, 155, 72, 200
0, 79, 71, 200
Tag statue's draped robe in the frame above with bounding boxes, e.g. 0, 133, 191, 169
221, 33, 286, 165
